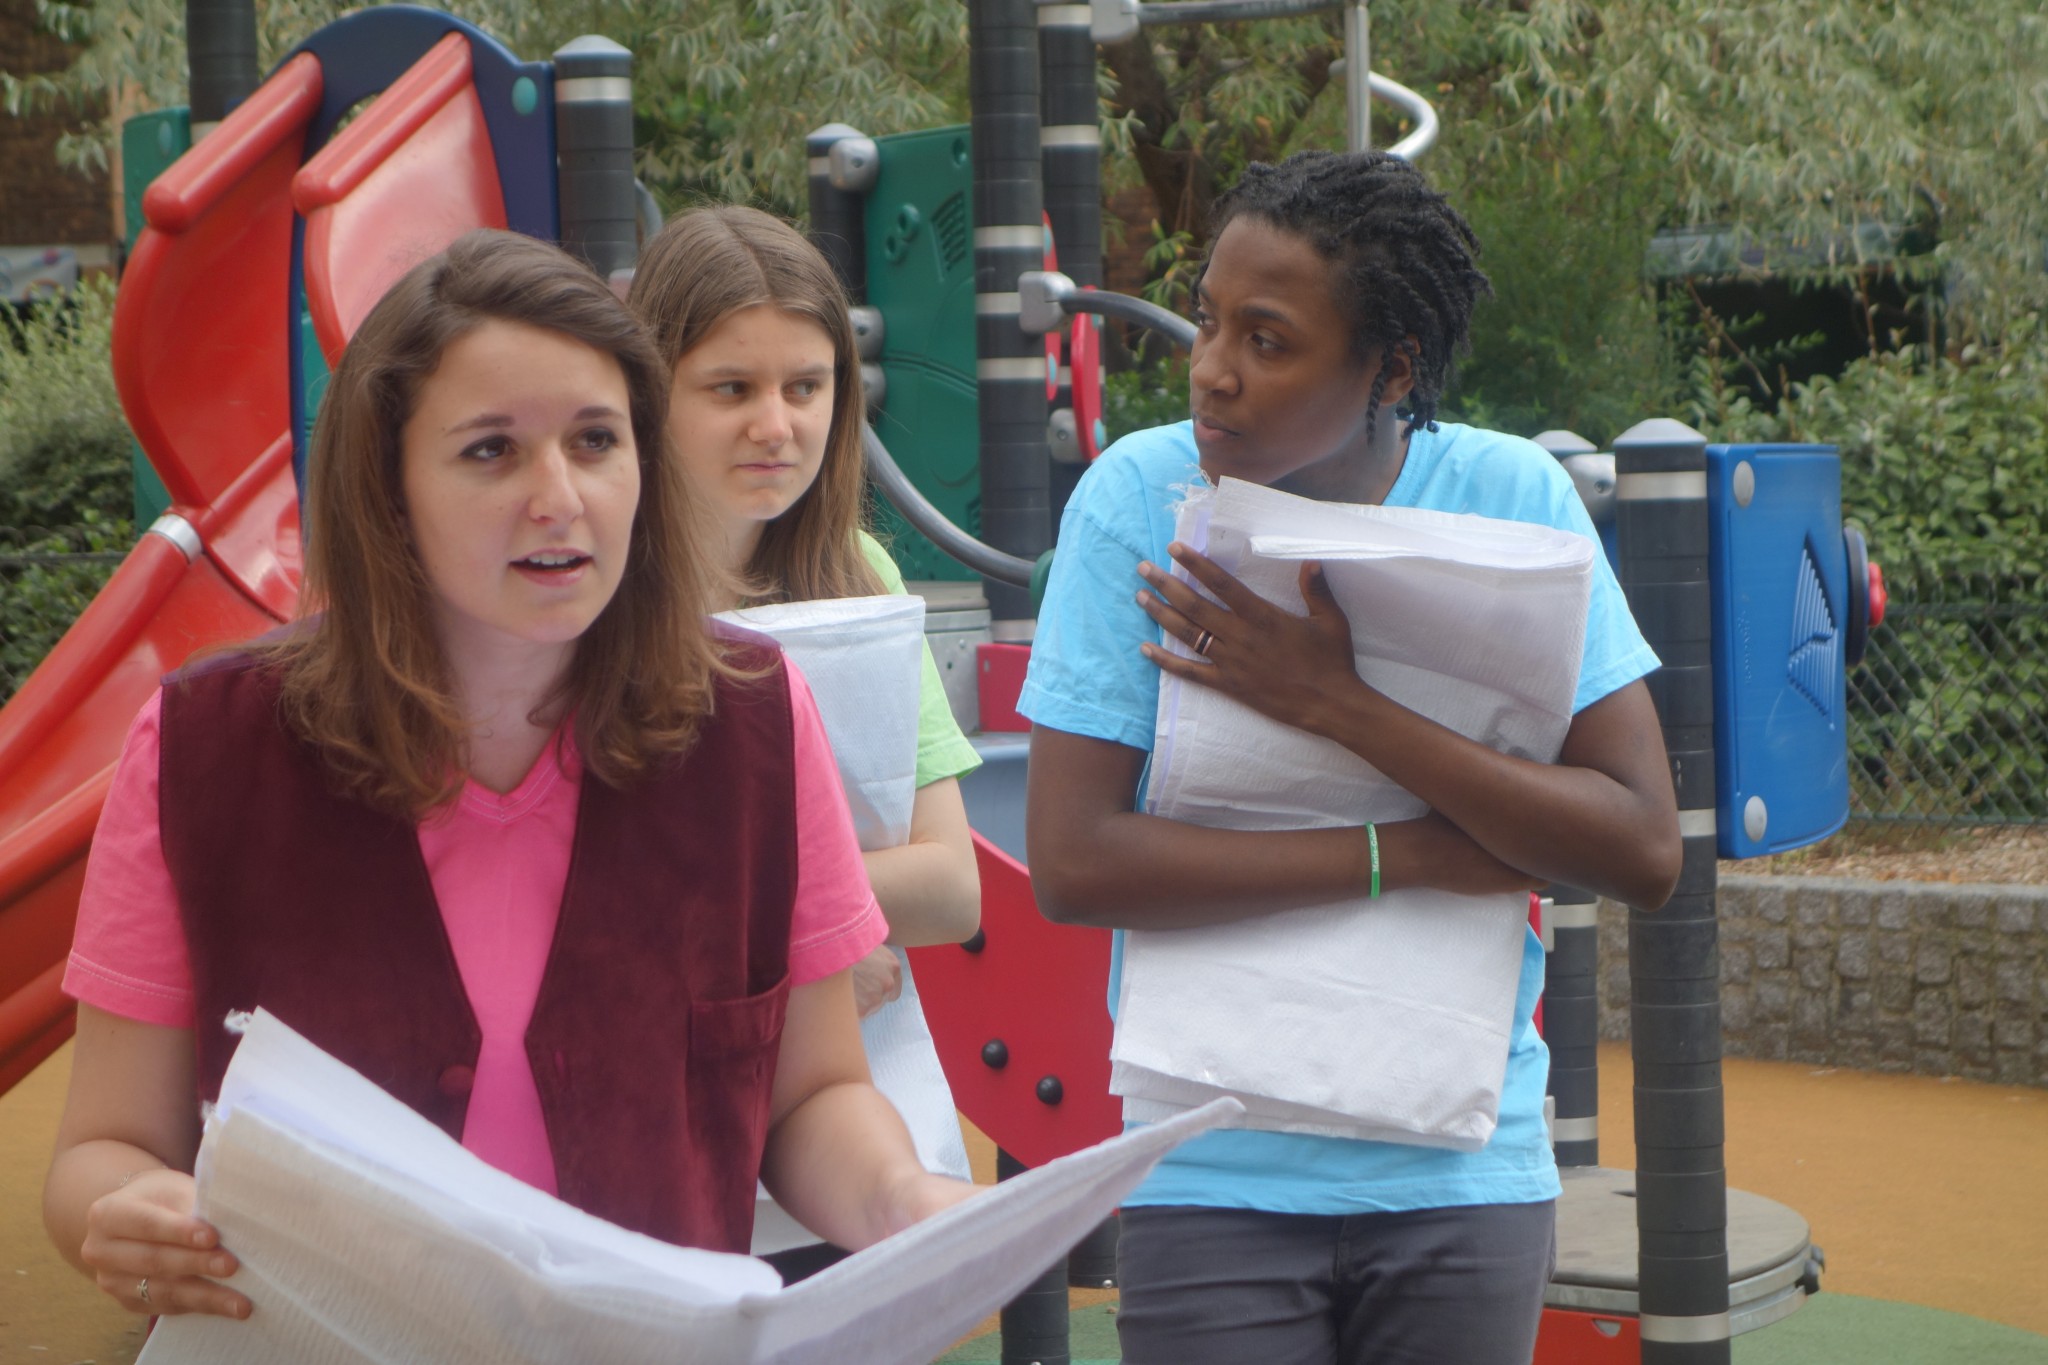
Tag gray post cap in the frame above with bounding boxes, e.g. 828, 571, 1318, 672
808, 123, 864, 153
553, 35, 631, 74
827, 137, 880, 193
1532, 429, 1598, 457
1613, 417, 1707, 447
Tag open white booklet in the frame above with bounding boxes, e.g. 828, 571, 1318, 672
1114, 477, 1594, 1150
138, 1010, 1238, 1365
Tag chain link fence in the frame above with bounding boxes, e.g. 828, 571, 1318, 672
1849, 576, 2047, 824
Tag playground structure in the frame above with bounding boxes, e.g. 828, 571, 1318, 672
0, 4, 1885, 1363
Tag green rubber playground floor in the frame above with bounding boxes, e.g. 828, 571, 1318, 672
937, 1295, 2048, 1365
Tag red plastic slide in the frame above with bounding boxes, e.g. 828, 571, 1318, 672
0, 37, 514, 1098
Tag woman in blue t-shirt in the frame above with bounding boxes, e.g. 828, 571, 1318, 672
1020, 150, 1682, 1364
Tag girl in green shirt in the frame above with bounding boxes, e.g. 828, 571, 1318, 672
629, 205, 983, 1278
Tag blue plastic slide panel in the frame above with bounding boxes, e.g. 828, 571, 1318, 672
1706, 444, 1850, 858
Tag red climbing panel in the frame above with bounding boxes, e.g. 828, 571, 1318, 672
910, 835, 1122, 1170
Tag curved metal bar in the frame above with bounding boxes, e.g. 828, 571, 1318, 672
863, 425, 1037, 587
1060, 290, 1198, 349
1139, 0, 1335, 22
1370, 70, 1440, 160
1135, 0, 1439, 162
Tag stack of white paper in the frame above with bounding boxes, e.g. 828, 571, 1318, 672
1114, 478, 1594, 1150
716, 595, 927, 852
139, 1010, 1237, 1365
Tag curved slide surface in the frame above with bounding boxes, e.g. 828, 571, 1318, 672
0, 32, 525, 1098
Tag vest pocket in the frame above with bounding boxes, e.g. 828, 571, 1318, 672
686, 975, 791, 1248
688, 974, 792, 1059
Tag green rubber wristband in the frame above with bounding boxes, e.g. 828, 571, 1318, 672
1368, 822, 1380, 899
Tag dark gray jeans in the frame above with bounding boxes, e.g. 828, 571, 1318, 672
1116, 1201, 1556, 1365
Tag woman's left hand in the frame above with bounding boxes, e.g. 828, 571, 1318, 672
1137, 542, 1361, 737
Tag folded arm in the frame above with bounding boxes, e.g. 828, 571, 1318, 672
859, 776, 981, 947
1131, 544, 1680, 910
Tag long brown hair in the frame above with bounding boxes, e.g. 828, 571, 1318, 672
267, 229, 726, 816
628, 204, 882, 604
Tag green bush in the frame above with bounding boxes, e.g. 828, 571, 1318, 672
1, 277, 134, 534
1, 277, 136, 701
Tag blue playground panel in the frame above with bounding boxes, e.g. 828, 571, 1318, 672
1706, 443, 1851, 859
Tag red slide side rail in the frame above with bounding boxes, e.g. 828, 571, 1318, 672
295, 31, 506, 365
116, 58, 319, 512
139, 53, 323, 236
293, 32, 471, 213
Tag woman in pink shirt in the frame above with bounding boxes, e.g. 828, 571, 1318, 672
43, 230, 974, 1323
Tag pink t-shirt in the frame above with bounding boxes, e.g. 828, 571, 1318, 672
64, 663, 885, 1194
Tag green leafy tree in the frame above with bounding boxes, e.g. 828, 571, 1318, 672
2, 0, 968, 214
8, 0, 2044, 422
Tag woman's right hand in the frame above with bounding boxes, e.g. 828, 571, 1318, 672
850, 945, 903, 1017
79, 1167, 250, 1319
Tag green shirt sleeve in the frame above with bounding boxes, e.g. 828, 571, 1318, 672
858, 531, 983, 786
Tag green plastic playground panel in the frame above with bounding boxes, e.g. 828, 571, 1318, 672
122, 109, 189, 527
863, 125, 982, 582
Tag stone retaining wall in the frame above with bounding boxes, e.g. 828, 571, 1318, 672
1596, 875, 2048, 1088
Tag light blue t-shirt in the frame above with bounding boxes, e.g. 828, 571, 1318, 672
1018, 419, 1660, 1214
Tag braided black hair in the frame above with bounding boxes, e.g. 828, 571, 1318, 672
1207, 149, 1491, 438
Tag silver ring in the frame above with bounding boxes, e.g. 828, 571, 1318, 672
137, 1276, 151, 1306
1193, 629, 1215, 657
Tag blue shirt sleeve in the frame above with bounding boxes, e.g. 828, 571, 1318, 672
1547, 474, 1662, 713
1018, 458, 1167, 753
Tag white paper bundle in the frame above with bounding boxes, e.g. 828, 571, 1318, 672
139, 1010, 1239, 1365
714, 595, 972, 1254
716, 594, 926, 852
1113, 477, 1594, 1150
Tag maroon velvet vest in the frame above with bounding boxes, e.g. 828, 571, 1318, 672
157, 649, 796, 1252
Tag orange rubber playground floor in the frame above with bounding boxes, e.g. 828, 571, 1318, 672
4, 1039, 2045, 1362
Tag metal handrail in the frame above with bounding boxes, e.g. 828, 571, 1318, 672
1061, 290, 1198, 349
862, 425, 1037, 588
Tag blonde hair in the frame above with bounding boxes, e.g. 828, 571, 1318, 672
629, 205, 882, 603
266, 229, 728, 816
